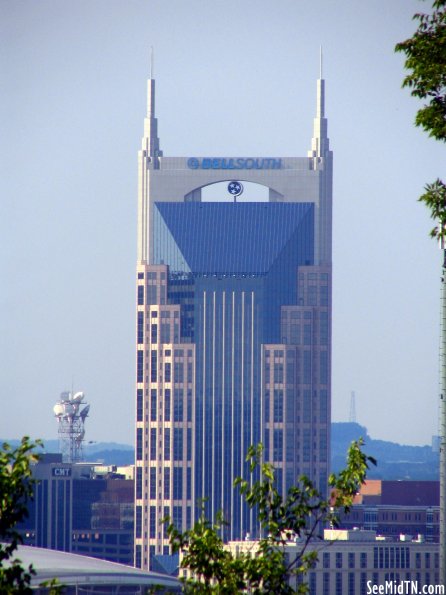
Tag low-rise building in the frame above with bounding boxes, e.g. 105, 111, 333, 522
228, 529, 440, 595
18, 454, 135, 565
339, 480, 439, 542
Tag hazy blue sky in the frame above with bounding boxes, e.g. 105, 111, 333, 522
1, 0, 444, 447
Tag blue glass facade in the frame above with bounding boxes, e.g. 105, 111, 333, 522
148, 201, 316, 539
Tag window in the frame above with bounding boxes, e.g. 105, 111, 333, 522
136, 428, 143, 460
348, 572, 355, 595
303, 389, 311, 423
164, 389, 171, 421
150, 350, 157, 382
136, 467, 142, 499
264, 391, 270, 423
319, 431, 327, 462
336, 552, 342, 568
335, 572, 342, 595
135, 506, 142, 538
173, 467, 183, 499
173, 506, 182, 532
174, 389, 183, 421
137, 389, 143, 422
137, 312, 144, 344
320, 351, 328, 384
161, 323, 170, 343
360, 552, 367, 569
303, 351, 311, 384
150, 389, 157, 421
286, 360, 295, 381
303, 429, 311, 462
164, 468, 170, 498
273, 429, 283, 461
164, 428, 170, 460
147, 285, 157, 305
273, 390, 283, 422
137, 285, 144, 305
150, 428, 156, 460
164, 362, 171, 383
320, 390, 328, 423
320, 311, 329, 344
187, 468, 192, 499
149, 506, 156, 538
187, 390, 193, 422
323, 573, 330, 595
186, 428, 192, 461
174, 428, 183, 461
150, 467, 156, 499
290, 323, 300, 344
320, 284, 329, 306
137, 350, 144, 383
274, 363, 284, 384
174, 362, 184, 382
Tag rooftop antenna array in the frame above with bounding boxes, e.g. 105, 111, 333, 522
53, 391, 90, 463
349, 391, 357, 424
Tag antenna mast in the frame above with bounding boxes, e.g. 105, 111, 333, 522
53, 391, 90, 463
349, 391, 357, 423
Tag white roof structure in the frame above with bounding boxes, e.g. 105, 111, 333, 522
14, 545, 180, 593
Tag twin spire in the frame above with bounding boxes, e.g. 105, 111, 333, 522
142, 47, 162, 163
142, 48, 329, 161
308, 46, 329, 160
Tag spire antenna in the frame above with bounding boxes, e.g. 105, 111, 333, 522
150, 46, 154, 79
319, 45, 323, 79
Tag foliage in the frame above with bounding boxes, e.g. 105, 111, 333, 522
395, 0, 446, 142
419, 179, 446, 240
0, 437, 41, 593
395, 1, 446, 241
0, 437, 61, 594
166, 440, 376, 594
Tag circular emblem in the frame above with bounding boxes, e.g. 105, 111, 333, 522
187, 157, 199, 169
227, 181, 244, 197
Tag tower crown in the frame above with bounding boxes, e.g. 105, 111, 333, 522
309, 48, 330, 160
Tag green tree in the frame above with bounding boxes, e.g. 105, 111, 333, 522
0, 437, 41, 593
395, 0, 446, 240
0, 437, 61, 594
166, 440, 375, 594
395, 1, 446, 586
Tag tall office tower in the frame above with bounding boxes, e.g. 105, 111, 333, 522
134, 70, 333, 571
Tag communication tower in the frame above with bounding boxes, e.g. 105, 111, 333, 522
53, 391, 90, 462
349, 391, 357, 424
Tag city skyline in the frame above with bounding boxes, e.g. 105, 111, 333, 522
2, 0, 444, 447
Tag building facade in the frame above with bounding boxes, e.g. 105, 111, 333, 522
228, 531, 440, 595
339, 480, 440, 543
134, 72, 333, 570
19, 455, 134, 565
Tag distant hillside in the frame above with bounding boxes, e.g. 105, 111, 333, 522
332, 422, 438, 480
2, 425, 439, 478
0, 438, 134, 467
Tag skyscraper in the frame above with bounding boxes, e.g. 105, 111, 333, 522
134, 69, 333, 571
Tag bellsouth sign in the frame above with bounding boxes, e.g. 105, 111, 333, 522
187, 157, 282, 170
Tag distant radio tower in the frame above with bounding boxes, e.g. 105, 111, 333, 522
349, 391, 357, 423
53, 391, 90, 463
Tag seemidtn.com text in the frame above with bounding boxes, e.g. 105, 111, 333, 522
367, 581, 445, 595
